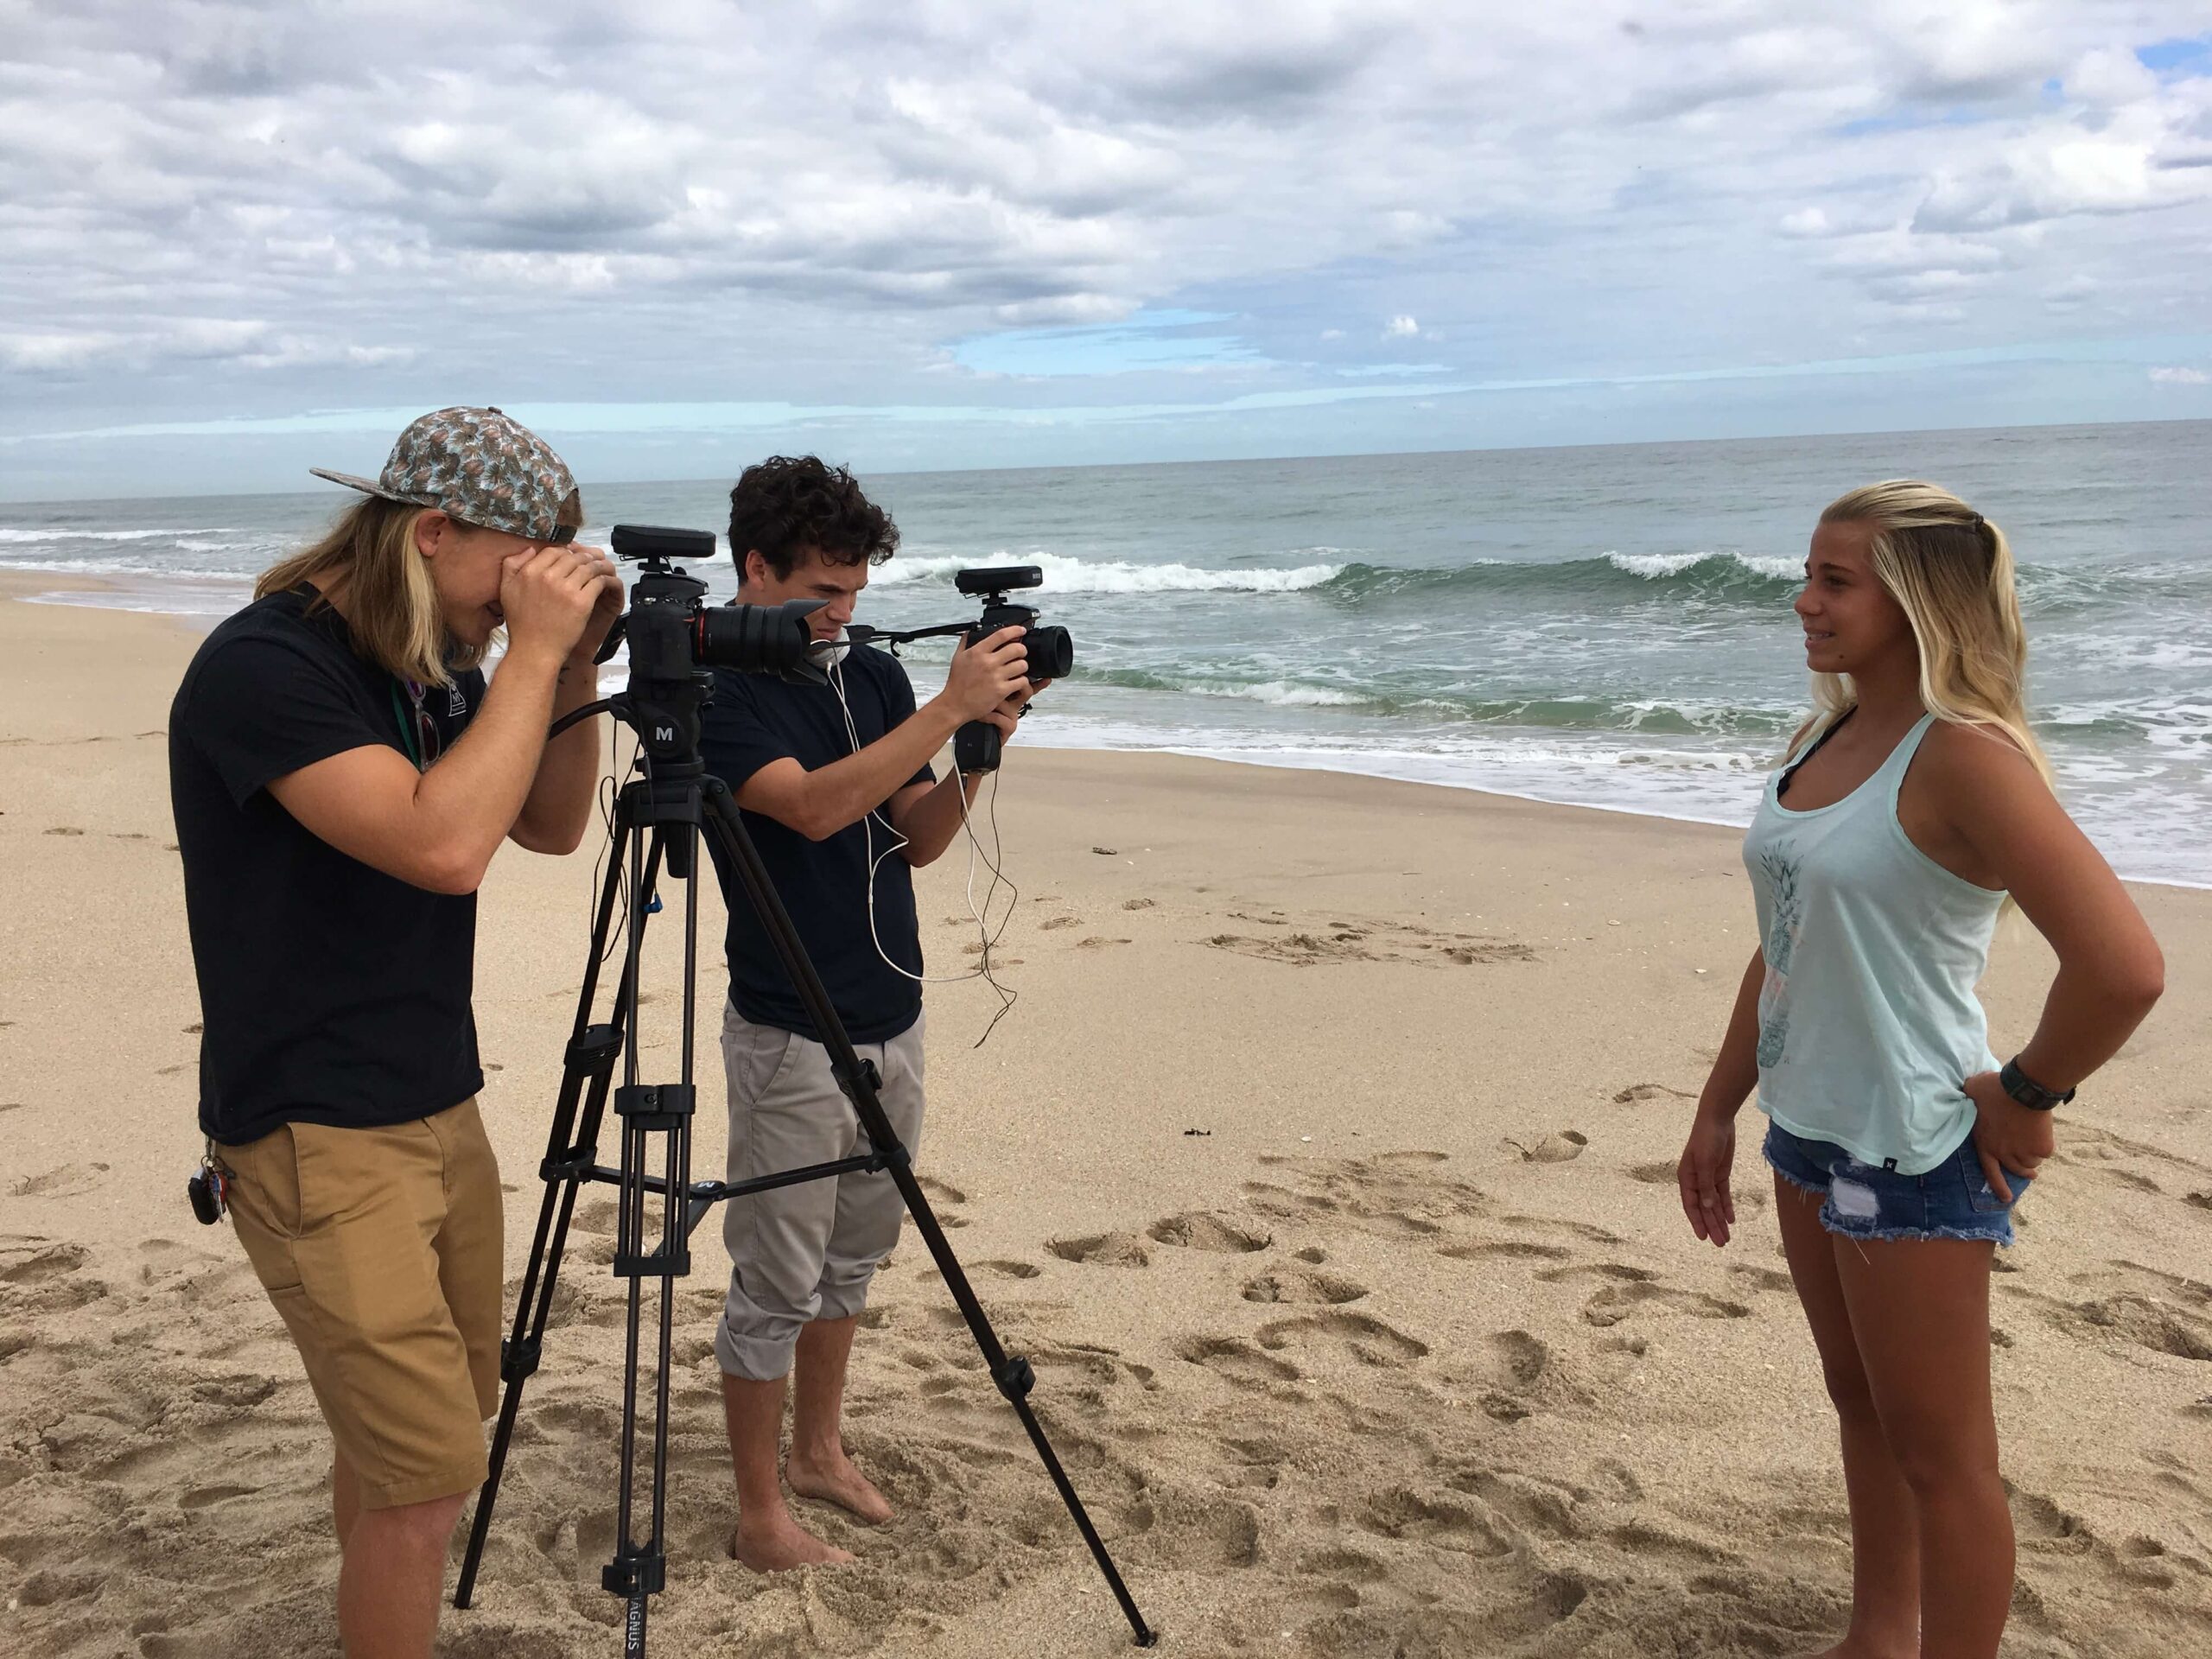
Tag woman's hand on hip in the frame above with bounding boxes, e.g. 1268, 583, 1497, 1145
1964, 1070, 2054, 1205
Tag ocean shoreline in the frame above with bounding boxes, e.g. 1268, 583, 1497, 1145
15, 568, 2204, 894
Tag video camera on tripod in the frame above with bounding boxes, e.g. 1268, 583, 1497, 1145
588, 524, 835, 764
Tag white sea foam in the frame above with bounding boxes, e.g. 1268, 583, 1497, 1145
0, 526, 241, 544
872, 550, 1342, 594
1605, 550, 1800, 582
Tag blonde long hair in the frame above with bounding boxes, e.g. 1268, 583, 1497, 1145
255, 491, 582, 686
1790, 479, 2054, 788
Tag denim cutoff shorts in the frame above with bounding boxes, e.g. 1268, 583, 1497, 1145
1763, 1120, 2031, 1247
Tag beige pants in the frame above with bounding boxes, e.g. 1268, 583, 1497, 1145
715, 1002, 925, 1381
219, 1098, 502, 1510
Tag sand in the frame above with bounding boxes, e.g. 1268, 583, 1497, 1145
2, 569, 2209, 1658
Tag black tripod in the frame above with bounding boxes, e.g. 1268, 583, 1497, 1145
451, 641, 1154, 1654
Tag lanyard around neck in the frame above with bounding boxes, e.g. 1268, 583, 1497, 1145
389, 678, 427, 772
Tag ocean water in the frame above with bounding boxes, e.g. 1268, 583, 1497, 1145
4, 422, 2207, 887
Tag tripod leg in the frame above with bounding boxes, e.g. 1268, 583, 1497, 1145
603, 810, 699, 1653
699, 780, 1156, 1646
455, 817, 664, 1609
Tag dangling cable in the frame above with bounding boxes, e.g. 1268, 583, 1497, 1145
830, 660, 1022, 1042
591, 702, 642, 967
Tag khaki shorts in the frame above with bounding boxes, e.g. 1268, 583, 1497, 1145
715, 1004, 925, 1381
220, 1097, 503, 1510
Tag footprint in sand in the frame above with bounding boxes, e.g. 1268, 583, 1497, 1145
1499, 1212, 1625, 1246
1245, 1151, 1489, 1239
1507, 1130, 1588, 1163
1728, 1263, 1796, 1295
1440, 1239, 1573, 1264
2009, 1487, 2098, 1553
1255, 1311, 1428, 1368
1459, 1329, 1553, 1395
1613, 1082, 1695, 1103
915, 1174, 970, 1227
970, 1258, 1042, 1280
1537, 1262, 1659, 1286
43, 826, 86, 836
1581, 1281, 1751, 1327
1039, 915, 1080, 931
2058, 1294, 2212, 1363
1174, 1334, 1300, 1387
0, 1240, 92, 1284
2041, 1260, 2212, 1363
1625, 1160, 1679, 1185
1355, 1487, 1514, 1557
178, 1484, 260, 1510
1206, 930, 1378, 966
1121, 898, 1156, 911
1076, 936, 1131, 949
1046, 1231, 1152, 1268
1147, 1212, 1270, 1253
1298, 1544, 1389, 1584
10, 1163, 110, 1198
1241, 1268, 1369, 1305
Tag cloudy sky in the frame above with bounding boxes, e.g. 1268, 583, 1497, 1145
3, 2, 2209, 499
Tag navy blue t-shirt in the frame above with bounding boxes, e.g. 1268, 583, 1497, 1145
168, 588, 486, 1145
699, 646, 935, 1044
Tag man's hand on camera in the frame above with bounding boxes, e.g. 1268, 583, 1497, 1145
501, 543, 617, 667
937, 624, 1029, 721
567, 546, 624, 665
981, 679, 1052, 744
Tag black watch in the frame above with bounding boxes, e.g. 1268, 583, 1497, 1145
1999, 1057, 2074, 1112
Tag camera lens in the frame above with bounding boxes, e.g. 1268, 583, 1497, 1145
1026, 625, 1073, 680
694, 599, 820, 676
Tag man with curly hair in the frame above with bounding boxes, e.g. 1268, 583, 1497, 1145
698, 455, 1040, 1569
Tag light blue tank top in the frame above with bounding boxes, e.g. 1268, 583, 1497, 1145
1742, 713, 2005, 1175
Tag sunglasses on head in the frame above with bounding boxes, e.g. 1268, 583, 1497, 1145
391, 677, 443, 772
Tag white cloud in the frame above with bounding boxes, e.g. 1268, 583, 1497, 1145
0, 0, 2208, 480
2150, 365, 2209, 385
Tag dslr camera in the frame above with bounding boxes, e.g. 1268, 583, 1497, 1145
952, 566, 1072, 774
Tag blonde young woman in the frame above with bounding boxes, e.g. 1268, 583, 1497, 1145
1675, 482, 2164, 1659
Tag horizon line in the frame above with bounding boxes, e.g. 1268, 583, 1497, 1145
1, 411, 2205, 511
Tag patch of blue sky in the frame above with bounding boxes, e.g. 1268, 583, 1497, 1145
1839, 106, 2001, 138
951, 309, 1262, 378
2136, 35, 2211, 76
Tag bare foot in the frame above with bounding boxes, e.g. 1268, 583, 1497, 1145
730, 1509, 855, 1573
786, 1446, 894, 1525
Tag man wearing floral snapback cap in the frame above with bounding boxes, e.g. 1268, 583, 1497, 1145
168, 407, 620, 1656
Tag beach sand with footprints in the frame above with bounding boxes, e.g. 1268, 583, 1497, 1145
3, 572, 2210, 1657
